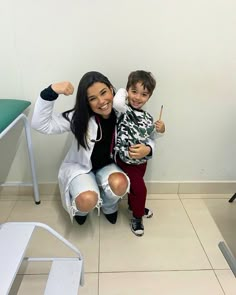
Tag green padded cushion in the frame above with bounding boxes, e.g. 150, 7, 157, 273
0, 99, 31, 133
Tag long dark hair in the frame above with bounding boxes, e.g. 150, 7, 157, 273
62, 71, 115, 150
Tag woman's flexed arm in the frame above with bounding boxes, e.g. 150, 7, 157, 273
31, 82, 74, 134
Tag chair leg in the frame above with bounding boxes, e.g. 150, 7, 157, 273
219, 241, 236, 277
22, 114, 40, 204
229, 193, 236, 203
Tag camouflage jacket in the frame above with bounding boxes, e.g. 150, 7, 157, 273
113, 88, 156, 165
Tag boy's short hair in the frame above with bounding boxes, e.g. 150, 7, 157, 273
126, 70, 156, 96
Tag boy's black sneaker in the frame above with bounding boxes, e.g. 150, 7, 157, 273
144, 208, 153, 218
130, 217, 144, 237
128, 206, 153, 219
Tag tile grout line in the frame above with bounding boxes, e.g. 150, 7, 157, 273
178, 196, 227, 294
212, 270, 226, 295
5, 199, 19, 222
98, 269, 216, 274
98, 212, 101, 295
178, 196, 216, 270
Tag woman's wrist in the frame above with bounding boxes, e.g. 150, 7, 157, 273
40, 85, 59, 101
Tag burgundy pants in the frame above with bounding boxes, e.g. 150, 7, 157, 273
117, 157, 147, 218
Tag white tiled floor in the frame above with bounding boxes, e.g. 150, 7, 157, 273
1, 193, 236, 294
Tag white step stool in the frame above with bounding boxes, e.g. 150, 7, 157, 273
0, 222, 84, 294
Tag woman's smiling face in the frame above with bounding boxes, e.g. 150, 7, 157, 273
87, 82, 113, 118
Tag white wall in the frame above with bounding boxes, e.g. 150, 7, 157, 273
1, 0, 236, 183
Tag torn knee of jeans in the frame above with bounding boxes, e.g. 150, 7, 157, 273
101, 183, 126, 199
108, 172, 130, 196
74, 191, 98, 212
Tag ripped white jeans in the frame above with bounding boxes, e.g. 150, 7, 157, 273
69, 163, 130, 217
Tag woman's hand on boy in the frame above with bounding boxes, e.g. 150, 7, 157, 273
155, 120, 165, 133
129, 144, 151, 159
51, 81, 74, 96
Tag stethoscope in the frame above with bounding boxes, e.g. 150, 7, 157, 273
90, 116, 103, 143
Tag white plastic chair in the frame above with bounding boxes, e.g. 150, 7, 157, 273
0, 222, 84, 294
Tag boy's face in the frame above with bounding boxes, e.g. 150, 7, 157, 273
127, 82, 151, 110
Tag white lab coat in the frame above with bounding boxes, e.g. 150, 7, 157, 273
31, 96, 99, 219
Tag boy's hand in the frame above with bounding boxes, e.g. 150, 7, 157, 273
51, 81, 74, 96
129, 144, 151, 159
155, 120, 165, 133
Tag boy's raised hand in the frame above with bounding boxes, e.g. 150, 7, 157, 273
155, 120, 165, 133
51, 81, 74, 96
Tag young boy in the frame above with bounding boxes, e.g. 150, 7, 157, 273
113, 70, 165, 237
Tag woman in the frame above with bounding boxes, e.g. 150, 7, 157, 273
32, 71, 130, 225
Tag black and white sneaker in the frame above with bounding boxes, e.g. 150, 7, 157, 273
144, 208, 153, 218
128, 206, 153, 219
130, 217, 144, 237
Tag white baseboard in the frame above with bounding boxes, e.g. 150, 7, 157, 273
1, 181, 236, 196
0, 182, 59, 196
146, 181, 236, 194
